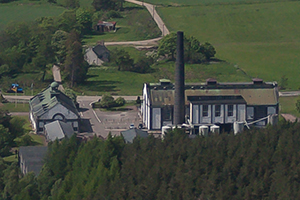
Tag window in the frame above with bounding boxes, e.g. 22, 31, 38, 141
228, 105, 233, 116
203, 105, 208, 117
215, 105, 221, 117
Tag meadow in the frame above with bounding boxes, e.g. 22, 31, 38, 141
155, 0, 300, 90
144, 0, 293, 5
0, 1, 65, 30
82, 2, 160, 45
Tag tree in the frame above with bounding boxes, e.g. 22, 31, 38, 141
64, 31, 87, 87
51, 30, 68, 64
112, 49, 134, 71
158, 33, 216, 63
92, 0, 121, 11
158, 32, 177, 60
99, 94, 115, 108
76, 8, 93, 35
199, 42, 216, 61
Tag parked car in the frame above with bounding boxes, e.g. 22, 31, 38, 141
129, 123, 135, 129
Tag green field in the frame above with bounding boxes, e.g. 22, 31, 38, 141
279, 96, 300, 117
76, 59, 249, 95
156, 1, 300, 90
145, 0, 291, 5
0, 103, 29, 112
0, 2, 65, 30
83, 3, 160, 45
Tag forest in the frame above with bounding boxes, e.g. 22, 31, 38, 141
0, 120, 300, 199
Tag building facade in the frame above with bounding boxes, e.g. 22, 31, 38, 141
142, 79, 279, 131
29, 82, 80, 134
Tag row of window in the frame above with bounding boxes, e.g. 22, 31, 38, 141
202, 104, 234, 117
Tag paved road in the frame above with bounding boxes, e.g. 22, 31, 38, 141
105, 37, 162, 46
126, 0, 169, 36
52, 65, 64, 91
279, 91, 300, 97
4, 95, 139, 102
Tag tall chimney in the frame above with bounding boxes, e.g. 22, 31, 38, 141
174, 31, 185, 126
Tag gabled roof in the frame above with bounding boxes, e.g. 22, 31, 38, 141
121, 129, 148, 143
29, 82, 79, 119
19, 146, 48, 176
44, 120, 74, 142
92, 45, 109, 59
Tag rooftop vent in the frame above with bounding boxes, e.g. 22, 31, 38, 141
252, 78, 263, 84
206, 78, 217, 85
159, 79, 171, 85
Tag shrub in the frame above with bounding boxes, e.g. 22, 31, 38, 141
115, 97, 125, 106
99, 94, 116, 108
106, 10, 122, 19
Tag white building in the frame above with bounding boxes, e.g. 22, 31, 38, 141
142, 78, 279, 132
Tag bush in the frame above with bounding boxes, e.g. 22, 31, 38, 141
19, 135, 34, 146
106, 10, 122, 19
99, 94, 116, 108
115, 97, 125, 106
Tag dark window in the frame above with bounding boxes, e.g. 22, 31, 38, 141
203, 105, 208, 117
162, 106, 172, 121
228, 105, 233, 116
215, 105, 221, 117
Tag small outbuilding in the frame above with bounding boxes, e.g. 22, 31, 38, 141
44, 120, 75, 142
121, 128, 148, 143
85, 44, 110, 66
96, 21, 116, 32
19, 146, 48, 176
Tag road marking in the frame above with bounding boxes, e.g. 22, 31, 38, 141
89, 101, 102, 123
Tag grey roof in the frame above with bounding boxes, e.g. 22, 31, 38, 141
93, 45, 109, 59
121, 129, 148, 143
147, 79, 279, 106
29, 82, 79, 120
19, 146, 48, 176
44, 120, 74, 142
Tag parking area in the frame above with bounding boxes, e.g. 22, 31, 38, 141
94, 105, 142, 137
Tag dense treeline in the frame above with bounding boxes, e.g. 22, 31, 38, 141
2, 120, 300, 199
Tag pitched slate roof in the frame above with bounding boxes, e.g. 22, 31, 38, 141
44, 120, 74, 142
92, 44, 109, 59
29, 82, 79, 119
121, 129, 148, 143
19, 146, 48, 176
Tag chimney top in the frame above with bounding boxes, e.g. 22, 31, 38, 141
206, 78, 217, 85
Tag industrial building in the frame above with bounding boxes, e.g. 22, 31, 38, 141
141, 31, 279, 134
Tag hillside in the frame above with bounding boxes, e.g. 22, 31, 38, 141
156, 0, 300, 90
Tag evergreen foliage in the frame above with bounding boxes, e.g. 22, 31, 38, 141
3, 121, 300, 199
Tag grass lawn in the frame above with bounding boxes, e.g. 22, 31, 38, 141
156, 0, 300, 90
0, 103, 29, 112
82, 2, 161, 45
0, 1, 65, 30
144, 0, 284, 6
77, 59, 250, 95
279, 96, 300, 118
0, 70, 53, 96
